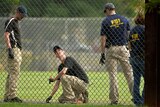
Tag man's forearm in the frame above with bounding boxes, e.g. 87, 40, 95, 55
50, 80, 60, 96
4, 32, 11, 48
101, 36, 106, 53
50, 85, 58, 96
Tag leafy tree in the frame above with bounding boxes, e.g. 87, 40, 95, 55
0, 0, 20, 16
0, 0, 146, 17
146, 0, 160, 14
145, 0, 160, 106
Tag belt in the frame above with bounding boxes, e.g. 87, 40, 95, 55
106, 42, 126, 48
108, 44, 127, 49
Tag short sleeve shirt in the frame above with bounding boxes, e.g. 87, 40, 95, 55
4, 18, 22, 49
100, 14, 130, 46
58, 57, 89, 84
129, 25, 145, 57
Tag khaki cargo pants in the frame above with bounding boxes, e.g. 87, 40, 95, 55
4, 47, 22, 99
106, 45, 133, 102
58, 75, 88, 103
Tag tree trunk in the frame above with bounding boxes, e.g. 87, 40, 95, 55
145, 1, 160, 107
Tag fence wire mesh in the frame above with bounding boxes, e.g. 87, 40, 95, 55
0, 0, 144, 105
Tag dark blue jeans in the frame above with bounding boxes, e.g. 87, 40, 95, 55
130, 56, 144, 105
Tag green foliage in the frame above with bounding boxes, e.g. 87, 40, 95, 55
0, 0, 19, 16
0, 0, 144, 17
20, 0, 106, 17
146, 0, 160, 14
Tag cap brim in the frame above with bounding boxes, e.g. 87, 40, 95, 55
20, 13, 27, 17
23, 14, 28, 17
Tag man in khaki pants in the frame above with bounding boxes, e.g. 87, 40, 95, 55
46, 46, 89, 104
99, 3, 133, 105
4, 5, 27, 102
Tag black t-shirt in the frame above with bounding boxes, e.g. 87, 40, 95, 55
58, 57, 89, 84
4, 18, 22, 50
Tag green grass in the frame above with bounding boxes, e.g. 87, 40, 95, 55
0, 71, 144, 106
0, 103, 136, 107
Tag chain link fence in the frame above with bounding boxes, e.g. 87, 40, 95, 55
0, 0, 144, 105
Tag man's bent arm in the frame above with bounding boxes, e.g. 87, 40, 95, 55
54, 67, 68, 81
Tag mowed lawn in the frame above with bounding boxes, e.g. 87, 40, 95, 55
0, 71, 143, 106
0, 103, 136, 107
